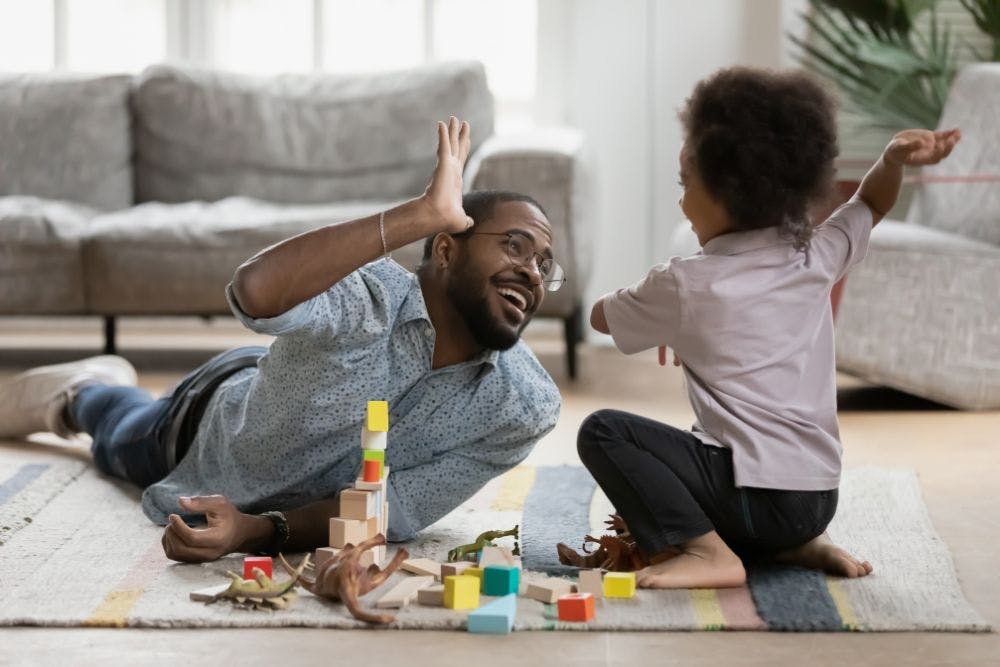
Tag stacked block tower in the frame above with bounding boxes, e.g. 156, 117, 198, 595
318, 400, 391, 568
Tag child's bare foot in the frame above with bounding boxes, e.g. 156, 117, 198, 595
635, 531, 745, 589
775, 532, 873, 578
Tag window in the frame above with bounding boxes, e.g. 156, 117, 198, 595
0, 0, 537, 129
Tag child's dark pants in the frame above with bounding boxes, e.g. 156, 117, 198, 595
577, 409, 838, 560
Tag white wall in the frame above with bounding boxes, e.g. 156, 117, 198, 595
536, 0, 807, 339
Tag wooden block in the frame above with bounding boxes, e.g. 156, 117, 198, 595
557, 592, 595, 622
190, 583, 230, 602
361, 427, 387, 451
440, 561, 474, 578
465, 566, 484, 592
479, 546, 516, 568
365, 515, 379, 539
353, 474, 387, 492
367, 400, 389, 432
401, 557, 443, 580
524, 577, 575, 604
603, 571, 636, 598
375, 575, 434, 608
243, 556, 272, 580
417, 583, 445, 606
578, 568, 603, 597
315, 546, 374, 568
362, 449, 385, 478
483, 565, 520, 596
329, 517, 366, 548
339, 488, 375, 520
363, 459, 381, 482
443, 575, 480, 609
467, 594, 517, 634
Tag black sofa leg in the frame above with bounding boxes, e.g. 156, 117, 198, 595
103, 316, 117, 355
563, 304, 583, 380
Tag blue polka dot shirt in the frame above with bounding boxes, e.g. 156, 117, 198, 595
141, 259, 561, 540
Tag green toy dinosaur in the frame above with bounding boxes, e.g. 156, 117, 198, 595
447, 525, 520, 562
207, 555, 309, 610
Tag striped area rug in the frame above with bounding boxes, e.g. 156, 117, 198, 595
0, 454, 989, 632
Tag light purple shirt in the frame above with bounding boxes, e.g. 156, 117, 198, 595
603, 199, 873, 490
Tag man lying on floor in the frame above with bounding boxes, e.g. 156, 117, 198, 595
0, 117, 562, 561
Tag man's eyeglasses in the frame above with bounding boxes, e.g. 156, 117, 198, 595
464, 231, 566, 292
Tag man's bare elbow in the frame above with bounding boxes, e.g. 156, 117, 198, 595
230, 264, 270, 319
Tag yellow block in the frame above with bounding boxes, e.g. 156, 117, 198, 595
367, 400, 389, 431
443, 575, 480, 609
603, 571, 636, 598
465, 566, 484, 592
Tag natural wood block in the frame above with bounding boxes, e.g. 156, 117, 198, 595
190, 583, 230, 602
401, 557, 442, 580
440, 561, 474, 578
443, 575, 480, 609
578, 568, 603, 597
417, 583, 445, 606
339, 488, 375, 520
524, 577, 576, 604
375, 575, 434, 608
479, 546, 516, 568
365, 515, 379, 539
354, 474, 387, 492
329, 517, 366, 548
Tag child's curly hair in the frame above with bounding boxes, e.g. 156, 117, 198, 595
680, 67, 839, 250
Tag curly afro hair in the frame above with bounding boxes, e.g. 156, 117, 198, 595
680, 67, 839, 250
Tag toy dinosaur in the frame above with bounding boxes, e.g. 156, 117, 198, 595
279, 533, 407, 624
446, 525, 520, 562
206, 558, 309, 611
556, 514, 653, 572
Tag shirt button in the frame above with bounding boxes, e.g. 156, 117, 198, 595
424, 327, 433, 337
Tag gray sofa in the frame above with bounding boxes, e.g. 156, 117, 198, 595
0, 62, 590, 376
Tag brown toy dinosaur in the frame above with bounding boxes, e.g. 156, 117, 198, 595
279, 533, 408, 624
556, 513, 656, 572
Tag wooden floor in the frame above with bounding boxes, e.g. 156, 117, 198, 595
1, 316, 997, 666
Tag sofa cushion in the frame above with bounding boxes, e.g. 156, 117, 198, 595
83, 197, 400, 314
0, 196, 94, 314
906, 63, 1000, 246
0, 74, 133, 211
131, 62, 494, 206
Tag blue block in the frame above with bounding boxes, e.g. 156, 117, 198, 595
467, 594, 517, 634
482, 565, 520, 596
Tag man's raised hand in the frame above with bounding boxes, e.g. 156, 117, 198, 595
162, 494, 250, 563
422, 116, 475, 234
885, 128, 961, 168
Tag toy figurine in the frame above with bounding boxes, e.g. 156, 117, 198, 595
446, 525, 520, 562
556, 514, 654, 572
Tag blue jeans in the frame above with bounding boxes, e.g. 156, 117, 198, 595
73, 384, 174, 487
72, 346, 267, 488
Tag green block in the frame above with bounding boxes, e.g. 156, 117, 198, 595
362, 450, 385, 463
483, 565, 520, 596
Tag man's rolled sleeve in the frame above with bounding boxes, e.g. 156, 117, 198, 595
226, 283, 319, 336
603, 260, 683, 354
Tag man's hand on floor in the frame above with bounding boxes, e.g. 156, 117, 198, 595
161, 494, 261, 562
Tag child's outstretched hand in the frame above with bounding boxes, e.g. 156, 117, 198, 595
885, 128, 961, 167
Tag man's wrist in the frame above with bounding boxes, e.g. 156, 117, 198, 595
236, 513, 276, 554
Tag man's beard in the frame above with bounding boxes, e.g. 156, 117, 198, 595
446, 267, 529, 352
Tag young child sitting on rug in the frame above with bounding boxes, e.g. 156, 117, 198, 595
582, 66, 960, 589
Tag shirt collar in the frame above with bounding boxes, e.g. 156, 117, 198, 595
401, 272, 499, 373
701, 225, 787, 256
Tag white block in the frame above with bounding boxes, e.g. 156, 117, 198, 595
361, 427, 387, 451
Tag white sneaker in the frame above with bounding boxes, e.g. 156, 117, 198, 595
0, 355, 138, 439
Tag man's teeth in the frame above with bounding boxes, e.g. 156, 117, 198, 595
497, 286, 527, 311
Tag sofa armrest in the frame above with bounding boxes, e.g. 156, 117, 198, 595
464, 127, 591, 318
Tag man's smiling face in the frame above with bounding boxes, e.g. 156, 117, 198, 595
446, 200, 552, 351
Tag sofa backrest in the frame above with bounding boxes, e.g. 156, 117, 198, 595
906, 63, 1000, 246
0, 73, 133, 211
131, 61, 494, 205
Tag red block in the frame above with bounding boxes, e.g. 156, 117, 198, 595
244, 556, 273, 580
557, 592, 595, 622
363, 458, 381, 482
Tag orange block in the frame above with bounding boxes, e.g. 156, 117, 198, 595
363, 459, 381, 482
557, 592, 595, 622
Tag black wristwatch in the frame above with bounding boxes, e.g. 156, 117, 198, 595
257, 510, 289, 556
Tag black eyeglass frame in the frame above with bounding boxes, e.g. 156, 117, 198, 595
459, 231, 566, 292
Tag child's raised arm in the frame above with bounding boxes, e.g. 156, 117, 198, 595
855, 128, 961, 226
